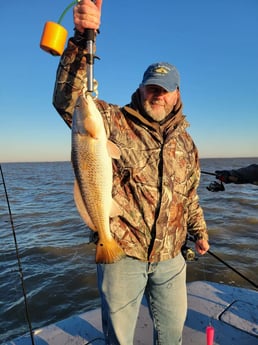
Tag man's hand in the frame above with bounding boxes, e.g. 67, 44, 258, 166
74, 0, 103, 33
195, 239, 210, 255
215, 170, 238, 183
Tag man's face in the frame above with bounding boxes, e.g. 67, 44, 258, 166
140, 85, 179, 122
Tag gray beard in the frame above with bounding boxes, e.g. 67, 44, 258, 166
142, 100, 173, 122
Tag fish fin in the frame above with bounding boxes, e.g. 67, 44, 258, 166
110, 199, 122, 218
74, 180, 97, 231
95, 237, 126, 264
107, 140, 121, 159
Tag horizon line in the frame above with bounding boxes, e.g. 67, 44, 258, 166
1, 156, 258, 164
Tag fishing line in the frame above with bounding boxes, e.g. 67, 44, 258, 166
0, 164, 35, 345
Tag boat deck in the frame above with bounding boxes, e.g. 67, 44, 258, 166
5, 281, 258, 345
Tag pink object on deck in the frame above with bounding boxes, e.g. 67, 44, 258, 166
206, 325, 215, 345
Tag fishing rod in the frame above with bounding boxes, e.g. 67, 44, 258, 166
201, 170, 225, 192
188, 236, 258, 289
0, 164, 35, 345
201, 170, 216, 176
206, 249, 258, 289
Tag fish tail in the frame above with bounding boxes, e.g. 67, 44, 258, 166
95, 238, 126, 264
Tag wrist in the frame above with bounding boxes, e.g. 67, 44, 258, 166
71, 28, 98, 47
71, 29, 88, 47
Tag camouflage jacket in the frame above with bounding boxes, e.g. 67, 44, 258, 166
53, 39, 208, 262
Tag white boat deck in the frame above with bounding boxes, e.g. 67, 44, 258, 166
5, 281, 258, 345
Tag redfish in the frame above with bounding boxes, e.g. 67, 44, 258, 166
71, 93, 125, 264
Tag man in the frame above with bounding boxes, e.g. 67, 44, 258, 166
216, 164, 258, 185
53, 1, 210, 344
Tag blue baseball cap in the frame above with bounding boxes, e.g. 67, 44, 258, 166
141, 62, 180, 92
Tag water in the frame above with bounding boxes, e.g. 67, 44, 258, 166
0, 158, 257, 343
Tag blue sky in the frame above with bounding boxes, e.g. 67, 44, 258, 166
1, 0, 258, 162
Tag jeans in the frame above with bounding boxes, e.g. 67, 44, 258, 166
97, 253, 187, 345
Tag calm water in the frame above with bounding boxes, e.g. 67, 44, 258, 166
0, 158, 257, 343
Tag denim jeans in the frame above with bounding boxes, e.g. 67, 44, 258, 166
97, 253, 187, 345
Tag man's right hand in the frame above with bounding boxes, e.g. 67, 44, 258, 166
74, 0, 103, 33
